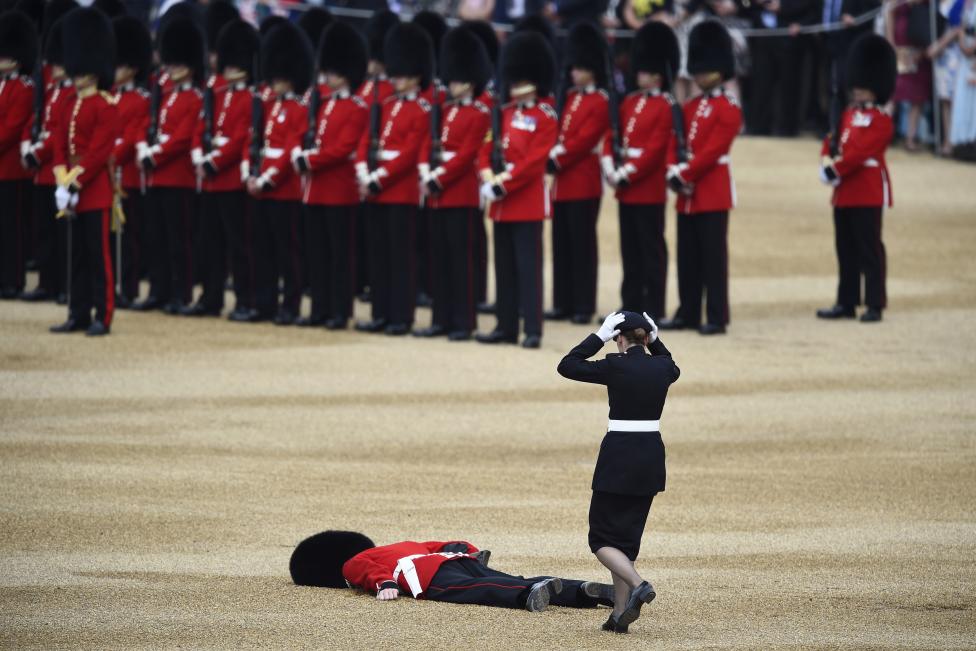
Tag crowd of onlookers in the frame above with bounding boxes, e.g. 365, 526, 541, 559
134, 0, 976, 160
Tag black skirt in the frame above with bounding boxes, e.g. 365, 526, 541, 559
588, 490, 654, 561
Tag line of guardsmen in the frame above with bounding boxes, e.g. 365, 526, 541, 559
0, 3, 896, 341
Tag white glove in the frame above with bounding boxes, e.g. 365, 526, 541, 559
54, 185, 71, 212
191, 147, 204, 167
642, 311, 659, 344
136, 141, 149, 160
818, 166, 840, 187
355, 162, 370, 187
596, 312, 626, 343
240, 160, 250, 183
479, 182, 497, 203
600, 155, 616, 181
69, 191, 79, 208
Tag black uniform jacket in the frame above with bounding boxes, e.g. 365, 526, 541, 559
557, 333, 680, 496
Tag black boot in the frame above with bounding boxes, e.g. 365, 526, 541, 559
816, 304, 855, 319
860, 307, 883, 322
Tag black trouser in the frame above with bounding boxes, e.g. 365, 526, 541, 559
618, 202, 667, 320
304, 203, 357, 321
833, 206, 886, 309
474, 210, 488, 303
551, 198, 600, 317
221, 191, 253, 312
355, 202, 369, 296
430, 206, 477, 332
416, 205, 431, 299
117, 191, 143, 300
746, 35, 788, 136
197, 192, 229, 312
367, 202, 416, 326
145, 186, 194, 305
675, 211, 729, 327
0, 179, 28, 293
33, 184, 66, 295
493, 220, 543, 337
425, 559, 599, 610
68, 209, 114, 326
253, 198, 302, 317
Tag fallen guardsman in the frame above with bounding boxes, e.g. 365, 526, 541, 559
289, 530, 615, 612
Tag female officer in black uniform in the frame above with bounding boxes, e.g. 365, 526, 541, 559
557, 311, 680, 633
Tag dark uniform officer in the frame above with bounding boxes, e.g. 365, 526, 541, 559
557, 311, 680, 633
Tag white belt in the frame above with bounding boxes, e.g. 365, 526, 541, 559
379, 149, 400, 161
608, 419, 660, 432
263, 147, 284, 159
718, 155, 730, 164
863, 158, 879, 167
625, 147, 643, 158
393, 554, 425, 597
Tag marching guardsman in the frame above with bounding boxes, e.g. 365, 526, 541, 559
546, 22, 610, 326
48, 7, 119, 336
203, 0, 239, 95
109, 15, 151, 309
0, 11, 37, 299
292, 21, 369, 329
133, 17, 204, 315
21, 2, 77, 303
245, 21, 311, 325
187, 19, 258, 320
353, 23, 433, 336
659, 20, 741, 337
816, 34, 896, 324
602, 21, 679, 322
475, 31, 558, 350
414, 26, 492, 341
354, 9, 399, 302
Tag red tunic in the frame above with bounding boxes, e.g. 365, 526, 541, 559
255, 93, 307, 201
302, 90, 369, 206
670, 88, 741, 215
197, 81, 251, 192
342, 540, 480, 597
355, 92, 431, 206
477, 100, 558, 222
0, 72, 37, 181
29, 80, 76, 186
552, 87, 608, 202
425, 98, 491, 209
356, 75, 394, 104
604, 90, 673, 205
147, 82, 203, 189
53, 90, 119, 212
821, 104, 893, 208
111, 84, 150, 191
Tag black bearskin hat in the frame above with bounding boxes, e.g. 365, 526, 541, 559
364, 9, 398, 63
44, 15, 66, 66
297, 6, 332, 48
412, 10, 447, 58
687, 19, 734, 80
441, 26, 492, 96
383, 22, 433, 89
513, 12, 554, 45
463, 20, 498, 65
216, 19, 258, 76
0, 10, 37, 73
318, 20, 367, 92
204, 0, 238, 49
92, 0, 125, 18
159, 0, 203, 32
62, 7, 115, 90
501, 30, 556, 97
258, 14, 286, 38
289, 530, 375, 588
113, 15, 151, 83
12, 0, 42, 29
566, 22, 608, 87
632, 20, 680, 89
40, 0, 76, 46
846, 33, 897, 104
159, 16, 205, 83
261, 21, 314, 94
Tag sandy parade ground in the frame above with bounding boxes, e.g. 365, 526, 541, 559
1, 137, 975, 650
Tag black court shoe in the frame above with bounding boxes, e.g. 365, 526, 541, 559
860, 307, 883, 322
816, 304, 855, 319
296, 315, 327, 327
658, 315, 694, 330
324, 317, 348, 330
570, 313, 592, 325
385, 323, 410, 336
615, 581, 656, 628
131, 296, 164, 311
475, 330, 517, 344
525, 578, 562, 612
521, 334, 541, 349
413, 324, 447, 338
447, 329, 471, 341
50, 318, 90, 333
20, 287, 51, 302
85, 321, 110, 336
355, 318, 387, 333
602, 614, 629, 634
543, 308, 569, 321
698, 323, 726, 336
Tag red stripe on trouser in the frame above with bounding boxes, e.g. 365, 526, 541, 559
426, 582, 526, 592
101, 209, 115, 326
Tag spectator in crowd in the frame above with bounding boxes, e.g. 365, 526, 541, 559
620, 0, 677, 28
822, 0, 881, 98
888, 0, 934, 151
949, 0, 976, 157
930, 0, 968, 155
